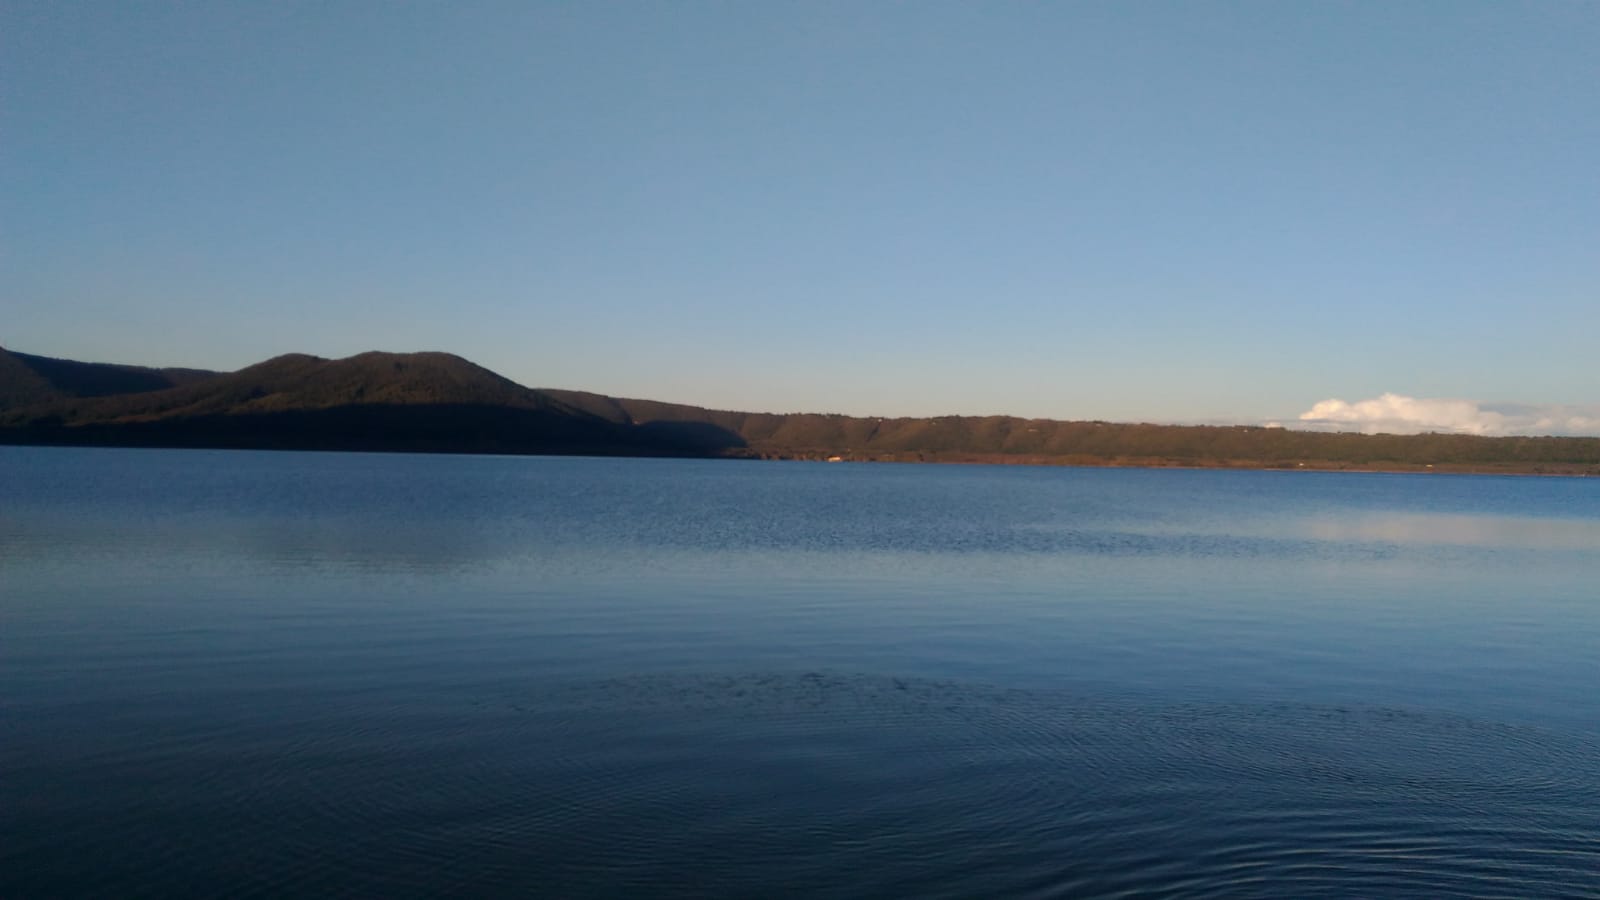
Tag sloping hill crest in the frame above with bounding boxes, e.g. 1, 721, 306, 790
0, 346, 218, 410
3, 350, 588, 425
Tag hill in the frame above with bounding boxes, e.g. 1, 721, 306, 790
0, 349, 744, 457
541, 388, 1600, 474
0, 346, 219, 409
2, 347, 1597, 473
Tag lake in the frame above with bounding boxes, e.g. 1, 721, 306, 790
3, 447, 1598, 897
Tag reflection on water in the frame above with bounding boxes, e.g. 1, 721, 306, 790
1300, 511, 1600, 550
2, 448, 1599, 898
0, 512, 506, 575
4, 452, 1596, 576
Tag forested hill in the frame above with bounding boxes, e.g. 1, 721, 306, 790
0, 348, 746, 457
0, 346, 219, 409
2, 347, 1596, 474
543, 388, 1599, 473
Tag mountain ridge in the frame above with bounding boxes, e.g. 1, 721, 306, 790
2, 347, 1596, 474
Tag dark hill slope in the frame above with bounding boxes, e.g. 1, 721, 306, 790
544, 390, 882, 448
0, 346, 218, 410
0, 351, 744, 457
35, 351, 573, 423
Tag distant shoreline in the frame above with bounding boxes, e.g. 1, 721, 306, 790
4, 436, 1594, 477
735, 450, 1596, 477
5, 346, 1597, 478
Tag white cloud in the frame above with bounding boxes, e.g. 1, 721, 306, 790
1296, 393, 1600, 437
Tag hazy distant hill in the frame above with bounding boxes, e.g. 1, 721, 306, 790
2, 347, 1597, 473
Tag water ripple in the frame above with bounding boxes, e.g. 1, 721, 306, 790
8, 672, 1600, 897
456, 672, 1600, 897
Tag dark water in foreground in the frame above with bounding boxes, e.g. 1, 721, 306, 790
3, 448, 1598, 897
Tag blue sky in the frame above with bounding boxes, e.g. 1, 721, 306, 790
4, 1, 1597, 431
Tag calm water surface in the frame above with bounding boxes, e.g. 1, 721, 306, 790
3, 447, 1598, 897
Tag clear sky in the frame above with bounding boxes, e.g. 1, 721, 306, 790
4, 1, 1597, 432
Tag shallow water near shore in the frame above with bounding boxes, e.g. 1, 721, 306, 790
4, 447, 1598, 897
